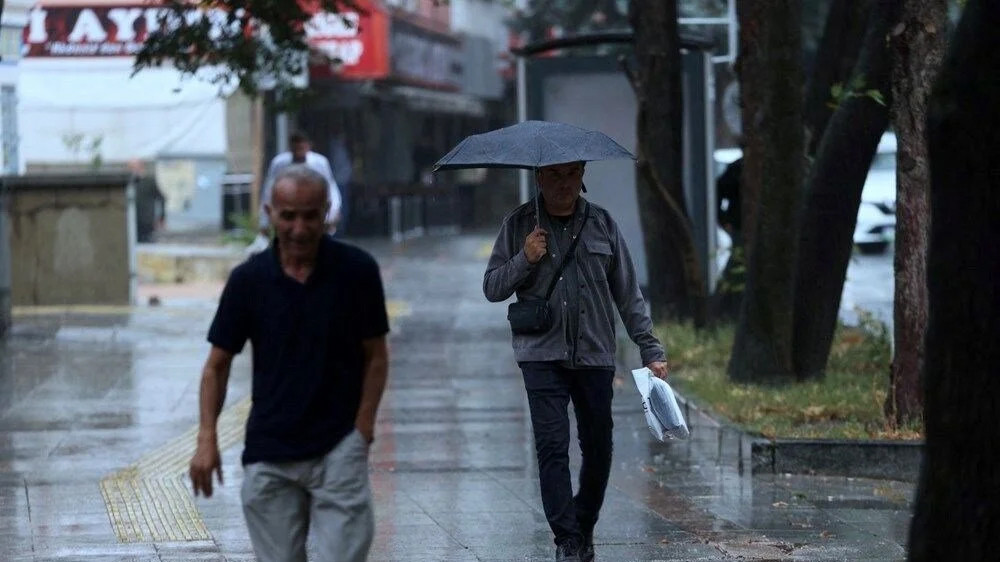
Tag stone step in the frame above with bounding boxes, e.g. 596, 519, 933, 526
136, 243, 245, 284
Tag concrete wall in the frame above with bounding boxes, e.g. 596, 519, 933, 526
4, 174, 134, 306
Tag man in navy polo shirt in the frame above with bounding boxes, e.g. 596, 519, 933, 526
189, 164, 390, 562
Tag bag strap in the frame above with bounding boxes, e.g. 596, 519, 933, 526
542, 202, 590, 301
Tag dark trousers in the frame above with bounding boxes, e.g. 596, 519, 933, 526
519, 361, 615, 546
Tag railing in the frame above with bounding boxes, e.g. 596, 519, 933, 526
351, 184, 462, 240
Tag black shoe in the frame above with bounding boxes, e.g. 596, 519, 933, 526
580, 530, 595, 562
556, 539, 581, 562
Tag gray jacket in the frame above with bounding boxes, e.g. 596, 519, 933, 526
483, 197, 666, 367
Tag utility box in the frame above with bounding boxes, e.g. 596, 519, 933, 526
3, 174, 135, 306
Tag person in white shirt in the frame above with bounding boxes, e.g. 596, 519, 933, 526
259, 131, 342, 235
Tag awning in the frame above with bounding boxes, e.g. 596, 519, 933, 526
18, 59, 232, 162
391, 85, 485, 118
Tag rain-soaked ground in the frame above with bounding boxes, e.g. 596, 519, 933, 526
0, 233, 912, 561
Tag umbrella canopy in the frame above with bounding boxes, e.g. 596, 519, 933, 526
433, 120, 635, 171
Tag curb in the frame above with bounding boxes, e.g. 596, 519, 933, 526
615, 332, 923, 481
674, 388, 924, 482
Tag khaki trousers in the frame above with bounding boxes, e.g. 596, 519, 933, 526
241, 430, 373, 562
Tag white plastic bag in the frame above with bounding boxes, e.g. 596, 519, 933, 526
631, 368, 690, 441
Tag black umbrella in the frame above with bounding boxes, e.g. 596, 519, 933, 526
433, 120, 634, 224
433, 120, 634, 171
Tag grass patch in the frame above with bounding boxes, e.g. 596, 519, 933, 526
657, 314, 923, 441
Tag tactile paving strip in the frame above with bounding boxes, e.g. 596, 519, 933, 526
100, 397, 251, 542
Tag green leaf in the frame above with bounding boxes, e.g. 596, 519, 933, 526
866, 89, 887, 106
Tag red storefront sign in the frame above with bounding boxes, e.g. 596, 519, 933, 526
303, 0, 390, 80
24, 5, 167, 57
23, 2, 390, 80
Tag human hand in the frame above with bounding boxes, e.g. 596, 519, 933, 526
189, 437, 223, 497
647, 361, 669, 380
524, 227, 548, 264
355, 421, 375, 445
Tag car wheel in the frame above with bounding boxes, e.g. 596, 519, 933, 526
857, 241, 889, 255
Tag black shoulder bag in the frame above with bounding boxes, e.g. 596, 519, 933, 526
507, 206, 589, 335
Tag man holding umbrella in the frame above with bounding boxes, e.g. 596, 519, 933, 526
442, 121, 669, 562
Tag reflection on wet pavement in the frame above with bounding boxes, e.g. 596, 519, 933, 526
0, 234, 912, 561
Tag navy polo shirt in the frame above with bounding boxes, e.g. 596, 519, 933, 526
207, 236, 389, 465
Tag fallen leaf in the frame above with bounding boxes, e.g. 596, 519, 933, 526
873, 484, 907, 504
804, 405, 826, 417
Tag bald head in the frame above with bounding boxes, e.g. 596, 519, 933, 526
270, 164, 328, 203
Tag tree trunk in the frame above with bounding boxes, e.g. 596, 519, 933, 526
793, 0, 900, 380
728, 0, 804, 382
712, 0, 871, 325
909, 1, 1000, 557
885, 0, 947, 426
629, 0, 704, 325
804, 0, 874, 156
734, 1, 763, 262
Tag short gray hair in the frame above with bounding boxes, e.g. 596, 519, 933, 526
271, 164, 328, 202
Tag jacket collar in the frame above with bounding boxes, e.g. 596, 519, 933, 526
535, 194, 588, 228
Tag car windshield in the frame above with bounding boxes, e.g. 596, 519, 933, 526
870, 152, 895, 171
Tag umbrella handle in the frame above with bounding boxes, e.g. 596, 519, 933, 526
533, 168, 540, 230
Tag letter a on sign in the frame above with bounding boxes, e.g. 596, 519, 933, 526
68, 9, 109, 42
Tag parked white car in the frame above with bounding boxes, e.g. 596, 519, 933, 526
854, 132, 897, 254
712, 131, 898, 256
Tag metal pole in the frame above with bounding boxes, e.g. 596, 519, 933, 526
517, 57, 530, 204
727, 0, 738, 65
125, 179, 138, 305
533, 168, 540, 229
276, 112, 289, 154
250, 96, 264, 227
0, 180, 10, 338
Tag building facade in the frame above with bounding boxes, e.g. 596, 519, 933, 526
288, 0, 516, 236
11, 0, 516, 236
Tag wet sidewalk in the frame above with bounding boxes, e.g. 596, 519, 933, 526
0, 234, 913, 561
